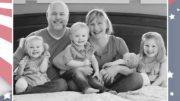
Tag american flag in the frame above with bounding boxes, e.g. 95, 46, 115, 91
0, 0, 12, 101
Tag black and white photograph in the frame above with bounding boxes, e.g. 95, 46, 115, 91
13, 0, 167, 101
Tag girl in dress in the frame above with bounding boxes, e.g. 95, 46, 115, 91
15, 36, 50, 93
137, 32, 167, 87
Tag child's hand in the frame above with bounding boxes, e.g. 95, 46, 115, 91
19, 38, 26, 48
102, 62, 114, 69
92, 71, 100, 81
19, 57, 28, 68
43, 51, 50, 58
83, 59, 91, 66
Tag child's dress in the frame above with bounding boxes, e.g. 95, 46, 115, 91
17, 56, 50, 87
137, 58, 166, 83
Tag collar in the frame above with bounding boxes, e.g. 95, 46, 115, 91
47, 27, 66, 40
71, 41, 92, 52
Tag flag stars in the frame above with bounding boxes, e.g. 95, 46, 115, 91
170, 92, 174, 96
3, 92, 11, 100
169, 13, 175, 20
168, 71, 174, 78
177, 8, 180, 12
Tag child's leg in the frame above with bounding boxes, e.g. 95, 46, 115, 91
15, 77, 28, 93
160, 80, 167, 87
71, 68, 99, 93
140, 73, 150, 86
88, 76, 117, 94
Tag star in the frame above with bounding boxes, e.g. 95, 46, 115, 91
169, 14, 175, 20
168, 71, 174, 78
177, 8, 180, 12
3, 92, 11, 100
170, 92, 174, 96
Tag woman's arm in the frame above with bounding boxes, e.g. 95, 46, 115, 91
91, 55, 99, 73
152, 60, 167, 86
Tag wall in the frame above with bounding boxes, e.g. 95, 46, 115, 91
14, 0, 167, 16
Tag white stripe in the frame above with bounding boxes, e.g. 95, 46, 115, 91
0, 3, 12, 9
0, 38, 13, 65
0, 15, 12, 28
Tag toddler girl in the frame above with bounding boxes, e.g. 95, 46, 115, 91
15, 36, 50, 93
137, 32, 167, 87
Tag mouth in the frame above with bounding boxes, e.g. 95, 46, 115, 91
32, 52, 40, 55
53, 20, 64, 25
78, 41, 85, 44
93, 30, 102, 35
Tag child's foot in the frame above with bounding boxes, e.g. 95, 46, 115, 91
108, 90, 118, 95
83, 88, 99, 94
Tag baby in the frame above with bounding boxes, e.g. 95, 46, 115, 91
103, 52, 139, 69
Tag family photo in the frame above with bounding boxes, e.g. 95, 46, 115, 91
13, 0, 167, 101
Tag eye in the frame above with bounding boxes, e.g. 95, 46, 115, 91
82, 35, 86, 37
52, 12, 57, 16
98, 22, 102, 25
152, 45, 156, 48
90, 23, 95, 26
75, 35, 79, 37
59, 13, 65, 16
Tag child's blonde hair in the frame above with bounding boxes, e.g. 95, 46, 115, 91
86, 9, 113, 35
19, 36, 49, 55
70, 22, 89, 35
139, 32, 166, 62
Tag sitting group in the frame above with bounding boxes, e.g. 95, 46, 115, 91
13, 1, 167, 95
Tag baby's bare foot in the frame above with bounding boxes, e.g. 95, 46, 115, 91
84, 88, 99, 94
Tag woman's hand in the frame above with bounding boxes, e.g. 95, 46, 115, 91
102, 66, 120, 84
102, 62, 114, 69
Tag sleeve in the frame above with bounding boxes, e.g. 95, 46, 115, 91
63, 46, 74, 65
115, 36, 129, 57
13, 46, 25, 70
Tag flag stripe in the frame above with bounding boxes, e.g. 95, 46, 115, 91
0, 24, 12, 42
0, 15, 12, 28
0, 8, 12, 17
0, 0, 12, 3
169, 0, 176, 4
0, 57, 12, 84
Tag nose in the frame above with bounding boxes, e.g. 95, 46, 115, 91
55, 14, 62, 19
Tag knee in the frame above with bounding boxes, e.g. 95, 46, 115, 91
72, 68, 84, 77
54, 78, 68, 91
129, 72, 143, 88
68, 80, 79, 91
15, 78, 28, 93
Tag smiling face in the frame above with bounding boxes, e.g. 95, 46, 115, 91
143, 39, 158, 58
27, 39, 44, 59
71, 28, 89, 47
47, 2, 69, 31
88, 17, 108, 39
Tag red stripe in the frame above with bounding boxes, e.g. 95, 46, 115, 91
0, 0, 12, 3
169, 0, 176, 4
0, 57, 12, 85
0, 24, 12, 42
0, 8, 12, 17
